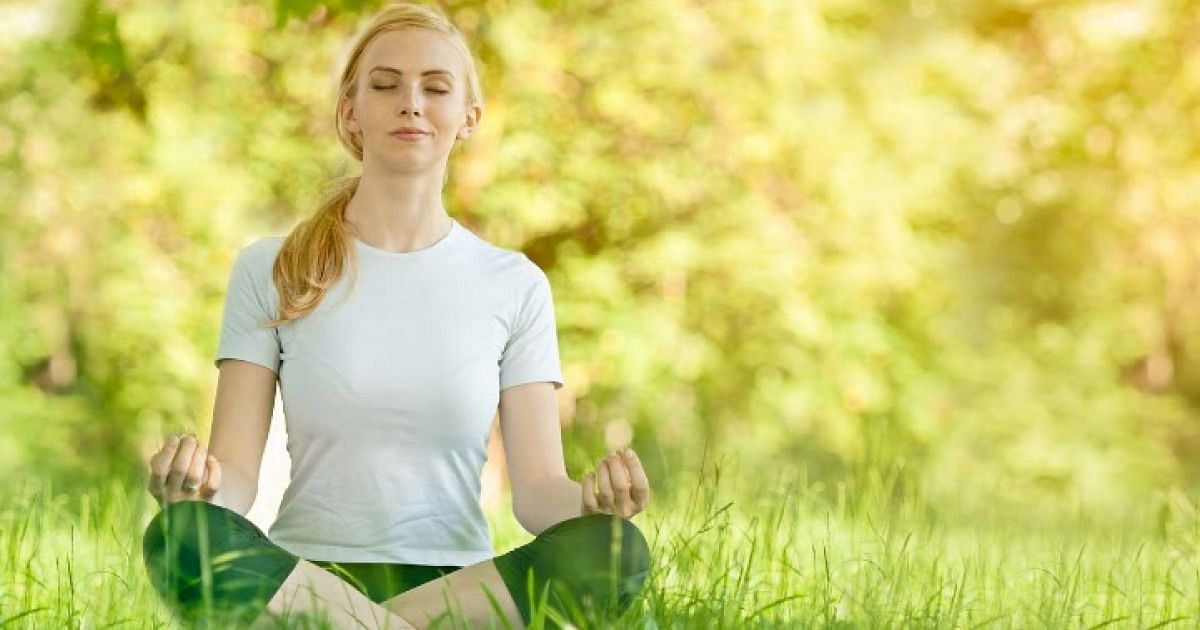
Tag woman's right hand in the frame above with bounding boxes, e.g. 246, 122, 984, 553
147, 432, 222, 505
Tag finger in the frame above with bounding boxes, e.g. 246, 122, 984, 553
606, 452, 632, 518
621, 448, 650, 511
198, 456, 221, 501
166, 434, 198, 492
148, 434, 182, 496
581, 471, 599, 514
182, 444, 207, 493
597, 458, 614, 513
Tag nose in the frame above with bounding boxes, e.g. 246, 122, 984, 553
396, 84, 422, 117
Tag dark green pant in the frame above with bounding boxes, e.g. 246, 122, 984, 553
142, 500, 651, 628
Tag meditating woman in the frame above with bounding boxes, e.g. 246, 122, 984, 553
141, 3, 651, 628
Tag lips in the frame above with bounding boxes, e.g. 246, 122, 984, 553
390, 127, 429, 136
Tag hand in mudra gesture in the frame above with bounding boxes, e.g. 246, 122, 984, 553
147, 432, 222, 506
581, 447, 650, 519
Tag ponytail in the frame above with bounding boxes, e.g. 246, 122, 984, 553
265, 176, 361, 328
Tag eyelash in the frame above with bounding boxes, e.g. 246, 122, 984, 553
371, 85, 449, 94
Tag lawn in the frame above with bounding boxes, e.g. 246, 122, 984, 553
1, 457, 1197, 628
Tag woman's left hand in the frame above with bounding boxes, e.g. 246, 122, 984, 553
581, 447, 650, 519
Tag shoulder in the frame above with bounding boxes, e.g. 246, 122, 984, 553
239, 235, 285, 261
231, 236, 285, 272
226, 237, 285, 295
455, 224, 544, 282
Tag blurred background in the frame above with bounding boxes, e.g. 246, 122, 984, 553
1, 0, 1199, 533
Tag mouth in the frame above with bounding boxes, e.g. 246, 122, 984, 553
390, 131, 428, 141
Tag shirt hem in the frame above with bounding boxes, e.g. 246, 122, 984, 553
215, 354, 279, 375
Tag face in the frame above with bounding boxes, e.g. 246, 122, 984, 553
341, 29, 481, 173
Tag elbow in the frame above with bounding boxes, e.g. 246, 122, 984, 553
212, 466, 258, 516
512, 504, 534, 537
211, 486, 255, 517
512, 501, 548, 537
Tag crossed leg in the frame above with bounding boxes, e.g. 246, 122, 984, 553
257, 559, 420, 628
144, 501, 649, 629
259, 557, 521, 629
259, 514, 651, 629
376, 514, 652, 629
376, 559, 524, 628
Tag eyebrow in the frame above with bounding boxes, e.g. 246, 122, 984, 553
368, 66, 455, 78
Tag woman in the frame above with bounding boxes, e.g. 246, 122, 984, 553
141, 3, 652, 628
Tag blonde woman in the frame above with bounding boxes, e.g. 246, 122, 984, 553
141, 3, 651, 628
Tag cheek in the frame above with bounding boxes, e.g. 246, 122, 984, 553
433, 104, 466, 126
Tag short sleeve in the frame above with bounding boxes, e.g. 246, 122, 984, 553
499, 260, 565, 391
214, 240, 282, 375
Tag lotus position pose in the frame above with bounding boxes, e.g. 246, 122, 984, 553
141, 4, 651, 628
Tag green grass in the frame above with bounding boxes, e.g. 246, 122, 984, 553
1, 456, 1198, 628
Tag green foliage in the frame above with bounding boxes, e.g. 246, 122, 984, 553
2, 0, 1199, 532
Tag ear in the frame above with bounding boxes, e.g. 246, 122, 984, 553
341, 95, 360, 134
457, 104, 482, 140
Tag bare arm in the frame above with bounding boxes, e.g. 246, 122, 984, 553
206, 358, 277, 516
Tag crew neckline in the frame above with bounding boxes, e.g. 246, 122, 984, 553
351, 218, 460, 259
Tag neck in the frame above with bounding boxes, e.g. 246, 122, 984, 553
344, 170, 451, 253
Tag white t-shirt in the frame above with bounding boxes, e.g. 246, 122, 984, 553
214, 217, 565, 565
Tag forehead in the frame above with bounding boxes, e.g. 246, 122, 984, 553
361, 29, 463, 78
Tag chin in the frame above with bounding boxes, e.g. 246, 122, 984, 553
368, 153, 436, 171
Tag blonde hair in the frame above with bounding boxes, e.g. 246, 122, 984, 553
266, 2, 484, 328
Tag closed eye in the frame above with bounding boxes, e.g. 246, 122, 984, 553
372, 85, 449, 94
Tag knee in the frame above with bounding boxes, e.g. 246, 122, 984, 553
141, 501, 298, 625
582, 514, 650, 571
141, 501, 216, 620
142, 500, 208, 575
558, 514, 652, 608
142, 502, 234, 606
612, 517, 651, 578
142, 500, 238, 570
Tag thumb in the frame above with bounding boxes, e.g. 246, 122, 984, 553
199, 455, 221, 501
